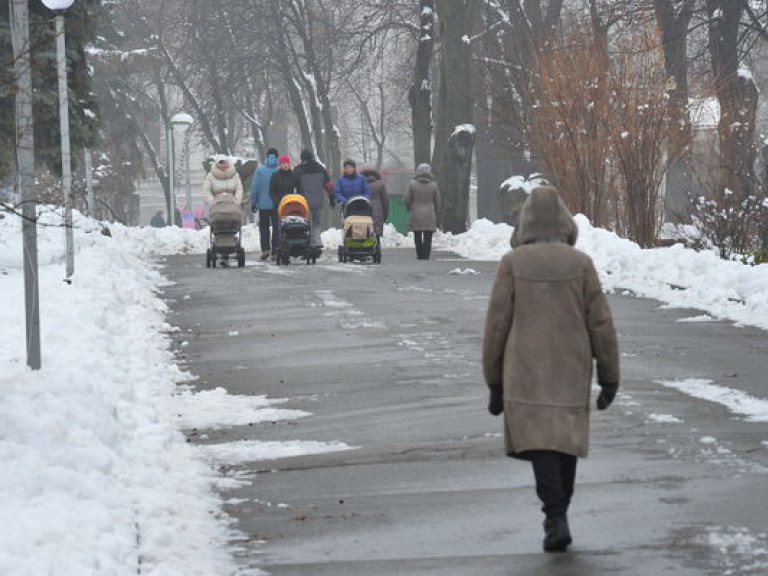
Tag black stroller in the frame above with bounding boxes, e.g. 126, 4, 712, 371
276, 194, 316, 265
205, 198, 245, 267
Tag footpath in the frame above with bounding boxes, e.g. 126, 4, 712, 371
161, 247, 768, 576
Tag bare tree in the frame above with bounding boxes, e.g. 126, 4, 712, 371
706, 0, 759, 254
653, 0, 696, 222
409, 0, 435, 169
609, 27, 674, 247
432, 0, 482, 233
529, 25, 611, 226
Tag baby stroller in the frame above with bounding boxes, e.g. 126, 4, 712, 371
205, 195, 245, 268
276, 194, 315, 265
338, 196, 381, 264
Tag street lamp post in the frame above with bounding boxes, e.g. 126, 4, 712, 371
165, 121, 175, 225
11, 0, 41, 369
42, 0, 76, 278
169, 112, 193, 222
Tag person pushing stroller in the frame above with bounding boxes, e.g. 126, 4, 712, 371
203, 156, 245, 267
334, 159, 370, 207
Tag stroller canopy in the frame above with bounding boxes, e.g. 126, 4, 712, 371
278, 194, 310, 220
344, 195, 373, 217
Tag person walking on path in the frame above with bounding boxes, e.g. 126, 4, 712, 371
268, 154, 298, 262
251, 148, 281, 260
404, 163, 440, 260
203, 156, 243, 208
334, 159, 370, 205
482, 186, 620, 553
361, 167, 390, 242
293, 149, 333, 257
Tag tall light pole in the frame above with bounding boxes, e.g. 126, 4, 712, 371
11, 0, 41, 369
170, 112, 193, 212
42, 0, 76, 278
165, 121, 175, 225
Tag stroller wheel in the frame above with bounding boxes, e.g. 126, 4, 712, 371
237, 247, 246, 267
206, 248, 212, 268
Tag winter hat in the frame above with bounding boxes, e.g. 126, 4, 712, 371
278, 154, 292, 164
267, 147, 278, 157
343, 158, 357, 168
300, 149, 314, 162
416, 163, 431, 174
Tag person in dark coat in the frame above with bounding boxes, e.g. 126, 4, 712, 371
404, 163, 441, 260
482, 186, 620, 553
251, 147, 280, 260
150, 210, 165, 228
268, 154, 298, 262
269, 155, 297, 207
293, 149, 333, 255
361, 168, 390, 240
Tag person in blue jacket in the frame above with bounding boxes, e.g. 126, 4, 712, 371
334, 159, 370, 206
251, 147, 281, 260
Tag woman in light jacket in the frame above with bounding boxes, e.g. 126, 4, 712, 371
482, 186, 620, 553
404, 163, 440, 260
203, 156, 243, 207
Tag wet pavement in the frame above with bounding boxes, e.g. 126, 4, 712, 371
160, 246, 768, 575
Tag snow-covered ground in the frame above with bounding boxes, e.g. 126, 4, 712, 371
1, 205, 767, 575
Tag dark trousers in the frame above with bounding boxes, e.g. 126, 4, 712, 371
529, 450, 577, 519
259, 209, 279, 252
414, 230, 433, 260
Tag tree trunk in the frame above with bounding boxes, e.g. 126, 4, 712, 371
409, 0, 435, 170
443, 127, 476, 230
653, 0, 695, 223
708, 1, 758, 231
474, 1, 562, 222
433, 0, 481, 233
270, 4, 313, 153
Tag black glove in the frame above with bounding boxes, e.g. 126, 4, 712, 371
252, 207, 257, 213
488, 383, 503, 416
597, 383, 618, 410
329, 197, 336, 209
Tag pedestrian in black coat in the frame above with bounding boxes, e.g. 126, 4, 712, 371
269, 155, 298, 208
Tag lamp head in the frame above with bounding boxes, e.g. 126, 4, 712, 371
41, 0, 76, 10
170, 112, 194, 128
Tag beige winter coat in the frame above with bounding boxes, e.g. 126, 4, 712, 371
404, 171, 441, 231
482, 186, 619, 458
203, 163, 244, 206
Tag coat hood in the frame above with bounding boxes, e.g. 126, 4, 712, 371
361, 169, 381, 181
511, 186, 577, 248
210, 162, 237, 179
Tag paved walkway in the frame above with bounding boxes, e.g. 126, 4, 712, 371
161, 247, 768, 576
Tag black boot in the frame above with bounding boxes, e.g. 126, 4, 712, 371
543, 515, 572, 552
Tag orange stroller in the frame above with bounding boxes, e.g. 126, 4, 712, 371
276, 194, 315, 265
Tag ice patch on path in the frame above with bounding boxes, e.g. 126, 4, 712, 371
678, 314, 716, 323
195, 440, 356, 466
657, 379, 768, 422
647, 413, 683, 424
173, 387, 309, 429
696, 526, 768, 574
448, 267, 480, 275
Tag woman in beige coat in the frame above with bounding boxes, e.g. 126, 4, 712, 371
404, 163, 441, 260
203, 156, 243, 207
482, 186, 620, 553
